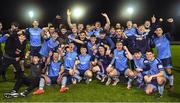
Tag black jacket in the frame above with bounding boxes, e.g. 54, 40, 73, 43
4, 30, 27, 59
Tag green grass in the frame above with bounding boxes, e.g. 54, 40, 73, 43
0, 45, 180, 102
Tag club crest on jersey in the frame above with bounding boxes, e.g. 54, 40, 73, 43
158, 64, 163, 69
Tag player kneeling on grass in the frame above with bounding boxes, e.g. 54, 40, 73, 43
106, 41, 135, 89
4, 54, 44, 98
73, 46, 93, 84
144, 50, 166, 98
33, 51, 64, 95
92, 45, 112, 82
132, 49, 150, 88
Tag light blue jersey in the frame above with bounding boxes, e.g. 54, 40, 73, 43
92, 28, 103, 37
124, 28, 137, 37
39, 38, 59, 57
49, 60, 62, 77
64, 51, 77, 70
77, 54, 91, 71
87, 42, 98, 55
148, 58, 164, 75
27, 27, 42, 46
153, 34, 171, 59
113, 49, 128, 71
68, 33, 77, 43
133, 57, 150, 75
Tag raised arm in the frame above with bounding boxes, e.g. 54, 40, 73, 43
45, 51, 53, 68
101, 13, 111, 30
23, 51, 31, 68
149, 15, 158, 37
166, 18, 175, 35
123, 46, 133, 60
43, 51, 53, 75
67, 9, 74, 29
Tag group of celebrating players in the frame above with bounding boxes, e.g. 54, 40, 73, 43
0, 9, 175, 99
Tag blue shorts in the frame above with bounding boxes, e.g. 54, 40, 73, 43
49, 76, 58, 84
161, 57, 173, 68
144, 78, 158, 91
30, 46, 41, 56
77, 69, 87, 76
150, 78, 158, 86
63, 69, 71, 76
144, 83, 157, 92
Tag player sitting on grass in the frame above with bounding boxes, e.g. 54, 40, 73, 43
33, 51, 64, 95
144, 50, 166, 98
131, 49, 150, 88
106, 41, 135, 89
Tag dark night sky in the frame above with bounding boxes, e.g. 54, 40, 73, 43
0, 0, 180, 40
